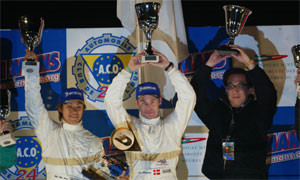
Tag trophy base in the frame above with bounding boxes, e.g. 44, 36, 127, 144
22, 61, 40, 76
111, 128, 141, 151
217, 45, 239, 57
141, 55, 159, 63
25, 60, 37, 65
0, 133, 16, 147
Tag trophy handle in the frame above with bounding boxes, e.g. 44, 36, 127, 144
145, 41, 154, 55
229, 37, 235, 45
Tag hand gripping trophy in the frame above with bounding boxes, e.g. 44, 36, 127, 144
135, 2, 160, 63
19, 15, 44, 75
217, 5, 252, 57
292, 44, 300, 97
0, 89, 16, 147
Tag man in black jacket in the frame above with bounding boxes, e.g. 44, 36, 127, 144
191, 46, 277, 179
295, 69, 300, 140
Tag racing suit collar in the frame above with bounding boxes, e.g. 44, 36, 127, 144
140, 114, 161, 126
62, 119, 83, 131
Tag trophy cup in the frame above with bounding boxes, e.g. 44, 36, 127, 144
19, 15, 44, 74
0, 89, 16, 147
292, 44, 300, 94
135, 2, 160, 63
217, 5, 252, 57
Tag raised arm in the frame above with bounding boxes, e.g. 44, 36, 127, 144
231, 46, 277, 129
191, 50, 229, 128
149, 49, 196, 138
167, 68, 196, 138
295, 69, 300, 140
230, 45, 277, 107
104, 52, 147, 128
23, 50, 57, 145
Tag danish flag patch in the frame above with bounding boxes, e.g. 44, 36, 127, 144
153, 169, 161, 175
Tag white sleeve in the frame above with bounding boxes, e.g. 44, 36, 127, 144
166, 68, 196, 139
24, 71, 58, 145
104, 70, 132, 129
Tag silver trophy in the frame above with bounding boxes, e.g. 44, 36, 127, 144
217, 5, 252, 57
292, 45, 300, 68
0, 89, 16, 147
135, 2, 160, 63
19, 15, 44, 74
292, 44, 300, 94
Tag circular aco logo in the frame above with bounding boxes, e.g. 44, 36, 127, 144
16, 137, 42, 168
72, 33, 138, 102
0, 136, 46, 180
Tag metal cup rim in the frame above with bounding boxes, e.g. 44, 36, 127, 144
135, 2, 160, 7
223, 4, 252, 15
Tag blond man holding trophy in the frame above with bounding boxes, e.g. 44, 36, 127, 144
104, 48, 196, 180
105, 3, 195, 179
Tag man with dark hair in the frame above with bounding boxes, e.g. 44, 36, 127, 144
191, 46, 277, 179
223, 68, 253, 88
295, 69, 300, 140
104, 49, 196, 180
23, 50, 112, 179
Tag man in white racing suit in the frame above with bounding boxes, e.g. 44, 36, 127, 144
104, 50, 196, 180
23, 50, 111, 180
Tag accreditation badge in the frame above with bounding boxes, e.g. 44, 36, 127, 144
222, 139, 234, 161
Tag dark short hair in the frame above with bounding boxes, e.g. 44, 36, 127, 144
223, 68, 253, 88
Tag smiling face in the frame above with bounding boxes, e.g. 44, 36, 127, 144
58, 100, 85, 124
225, 74, 250, 108
136, 95, 161, 119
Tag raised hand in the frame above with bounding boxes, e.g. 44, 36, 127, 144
127, 51, 148, 72
229, 45, 251, 63
117, 167, 129, 180
24, 49, 38, 61
205, 50, 230, 68
0, 119, 12, 134
230, 45, 256, 70
149, 48, 170, 69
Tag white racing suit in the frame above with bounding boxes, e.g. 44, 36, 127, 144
24, 71, 109, 179
104, 68, 196, 180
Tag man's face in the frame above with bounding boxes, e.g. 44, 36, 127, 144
136, 95, 161, 119
58, 100, 84, 124
225, 74, 250, 108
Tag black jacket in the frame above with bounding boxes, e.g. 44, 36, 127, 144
191, 65, 277, 179
296, 98, 300, 140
